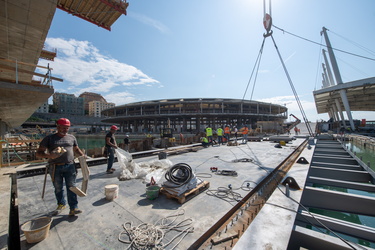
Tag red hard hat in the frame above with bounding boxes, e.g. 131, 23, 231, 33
57, 118, 71, 126
111, 125, 119, 130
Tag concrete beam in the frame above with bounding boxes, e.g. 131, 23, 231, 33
296, 211, 375, 243
312, 156, 359, 165
301, 186, 375, 216
307, 176, 375, 193
311, 162, 362, 171
309, 166, 371, 182
288, 225, 355, 250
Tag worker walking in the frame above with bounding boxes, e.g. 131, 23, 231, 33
106, 125, 118, 174
36, 118, 85, 216
242, 125, 249, 143
216, 127, 224, 145
224, 125, 231, 143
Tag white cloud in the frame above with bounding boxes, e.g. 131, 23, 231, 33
128, 12, 170, 34
104, 92, 136, 105
258, 95, 319, 121
42, 38, 160, 94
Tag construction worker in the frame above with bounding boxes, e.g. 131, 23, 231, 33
233, 126, 238, 140
36, 118, 85, 216
216, 127, 224, 145
224, 125, 231, 143
242, 125, 249, 143
294, 126, 299, 135
205, 126, 213, 144
124, 134, 130, 152
201, 137, 209, 148
105, 125, 118, 174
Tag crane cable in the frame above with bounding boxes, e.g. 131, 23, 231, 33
269, 34, 313, 136
242, 37, 266, 101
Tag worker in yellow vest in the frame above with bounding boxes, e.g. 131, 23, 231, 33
216, 127, 224, 145
242, 125, 249, 143
224, 125, 231, 143
201, 137, 209, 148
205, 126, 213, 144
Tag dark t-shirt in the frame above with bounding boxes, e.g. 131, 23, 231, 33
40, 133, 78, 164
124, 138, 129, 144
106, 132, 115, 147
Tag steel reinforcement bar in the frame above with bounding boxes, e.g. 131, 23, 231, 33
188, 139, 309, 249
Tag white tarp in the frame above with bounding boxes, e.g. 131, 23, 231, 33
116, 148, 172, 183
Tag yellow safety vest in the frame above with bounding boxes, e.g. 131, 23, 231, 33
217, 128, 223, 136
206, 127, 213, 136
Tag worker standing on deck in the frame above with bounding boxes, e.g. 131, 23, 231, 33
36, 118, 85, 216
224, 125, 231, 143
205, 126, 213, 144
106, 125, 118, 174
216, 127, 224, 145
242, 125, 249, 144
233, 126, 238, 140
124, 134, 130, 152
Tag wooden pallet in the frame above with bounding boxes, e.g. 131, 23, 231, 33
161, 181, 210, 204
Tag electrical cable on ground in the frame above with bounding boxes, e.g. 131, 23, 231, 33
164, 163, 193, 187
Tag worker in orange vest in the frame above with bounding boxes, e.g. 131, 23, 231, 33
242, 125, 249, 143
224, 125, 231, 143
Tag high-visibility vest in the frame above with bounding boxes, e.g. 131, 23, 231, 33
224, 127, 230, 134
206, 127, 213, 137
217, 128, 223, 136
242, 127, 249, 134
201, 137, 208, 143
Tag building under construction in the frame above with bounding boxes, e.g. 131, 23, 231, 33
101, 98, 288, 133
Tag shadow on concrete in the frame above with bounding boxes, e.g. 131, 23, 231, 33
92, 198, 111, 207
0, 233, 8, 249
50, 215, 78, 229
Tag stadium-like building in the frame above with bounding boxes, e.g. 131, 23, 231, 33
101, 98, 288, 133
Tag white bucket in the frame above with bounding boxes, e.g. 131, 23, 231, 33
105, 184, 119, 200
21, 217, 53, 243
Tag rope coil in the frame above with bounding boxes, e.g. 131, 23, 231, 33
118, 209, 194, 250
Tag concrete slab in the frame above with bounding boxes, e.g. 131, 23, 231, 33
233, 141, 314, 250
14, 138, 307, 249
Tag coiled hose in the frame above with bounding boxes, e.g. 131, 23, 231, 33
164, 163, 193, 187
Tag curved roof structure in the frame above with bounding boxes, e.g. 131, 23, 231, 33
101, 98, 288, 133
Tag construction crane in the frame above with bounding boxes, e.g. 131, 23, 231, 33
285, 114, 301, 133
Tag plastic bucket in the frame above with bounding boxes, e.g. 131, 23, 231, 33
21, 217, 53, 243
105, 184, 119, 200
146, 185, 160, 200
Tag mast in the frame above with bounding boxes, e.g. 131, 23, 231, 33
321, 27, 355, 131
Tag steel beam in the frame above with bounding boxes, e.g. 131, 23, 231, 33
307, 176, 375, 193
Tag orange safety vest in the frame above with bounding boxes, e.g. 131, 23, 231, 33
242, 127, 249, 135
224, 127, 230, 134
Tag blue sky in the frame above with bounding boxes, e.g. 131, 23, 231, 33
40, 0, 375, 122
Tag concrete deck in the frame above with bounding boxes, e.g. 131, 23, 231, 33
11, 138, 307, 249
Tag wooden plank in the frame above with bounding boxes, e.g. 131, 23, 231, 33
161, 181, 210, 204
